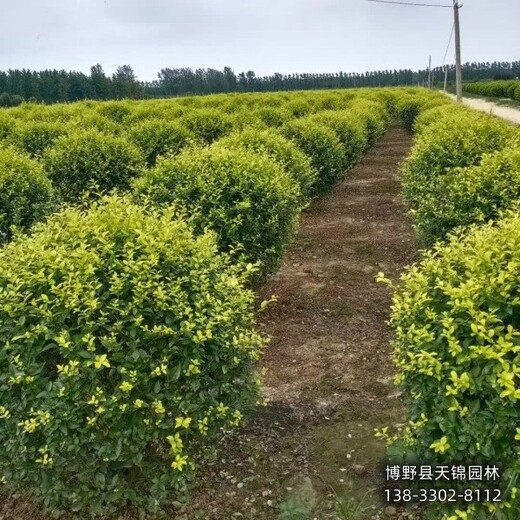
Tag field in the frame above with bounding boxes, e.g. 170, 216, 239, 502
0, 87, 519, 520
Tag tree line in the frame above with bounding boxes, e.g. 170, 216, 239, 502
1, 61, 519, 106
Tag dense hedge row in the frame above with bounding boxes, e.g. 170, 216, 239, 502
0, 88, 391, 517
382, 209, 520, 520
382, 90, 520, 519
463, 79, 520, 101
401, 99, 517, 246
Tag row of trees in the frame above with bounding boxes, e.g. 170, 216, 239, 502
0, 65, 142, 106
1, 61, 519, 105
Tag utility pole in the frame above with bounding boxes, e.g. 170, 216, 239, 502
367, 0, 464, 97
453, 1, 463, 102
427, 55, 432, 88
443, 66, 448, 92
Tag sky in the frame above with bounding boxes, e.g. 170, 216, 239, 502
1, 0, 519, 81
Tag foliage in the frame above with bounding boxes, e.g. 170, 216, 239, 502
278, 499, 314, 520
463, 80, 520, 100
348, 98, 389, 146
8, 121, 69, 158
409, 145, 520, 245
310, 110, 368, 167
236, 107, 293, 129
128, 119, 195, 166
43, 130, 144, 202
133, 143, 301, 278
382, 209, 520, 519
179, 109, 233, 143
217, 128, 317, 199
401, 109, 513, 231
393, 91, 450, 131
0, 195, 265, 517
281, 118, 346, 194
0, 147, 55, 242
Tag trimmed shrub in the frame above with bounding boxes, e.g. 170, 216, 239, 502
394, 93, 449, 130
66, 113, 121, 135
246, 107, 293, 128
179, 109, 233, 143
382, 209, 520, 519
0, 147, 55, 242
0, 114, 14, 141
281, 118, 346, 193
8, 121, 69, 158
348, 99, 389, 146
410, 146, 520, 245
133, 144, 301, 277
412, 103, 468, 134
0, 195, 265, 517
217, 129, 317, 199
43, 130, 144, 202
310, 110, 367, 167
128, 119, 195, 166
463, 80, 520, 100
401, 111, 513, 213
285, 99, 314, 118
96, 101, 133, 123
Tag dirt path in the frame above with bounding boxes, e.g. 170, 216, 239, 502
0, 125, 418, 520
445, 93, 520, 124
183, 124, 419, 519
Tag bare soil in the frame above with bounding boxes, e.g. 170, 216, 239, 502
0, 124, 418, 520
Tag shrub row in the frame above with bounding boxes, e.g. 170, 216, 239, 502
463, 80, 520, 102
0, 89, 392, 517
382, 209, 520, 519
400, 103, 517, 246
382, 93, 520, 519
0, 89, 390, 236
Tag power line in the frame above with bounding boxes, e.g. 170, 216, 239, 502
442, 23, 455, 66
367, 0, 452, 7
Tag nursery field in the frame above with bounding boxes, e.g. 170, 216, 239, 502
0, 87, 519, 520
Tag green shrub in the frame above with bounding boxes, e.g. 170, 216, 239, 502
66, 113, 121, 135
133, 144, 301, 277
0, 147, 55, 242
96, 101, 133, 123
281, 118, 346, 193
0, 114, 14, 141
284, 100, 314, 118
43, 130, 144, 202
393, 93, 449, 130
128, 119, 194, 166
8, 121, 69, 158
246, 107, 293, 128
410, 146, 520, 245
463, 80, 520, 100
0, 195, 264, 517
381, 209, 520, 519
310, 110, 367, 167
402, 111, 513, 213
179, 109, 233, 143
348, 99, 389, 146
412, 103, 468, 134
217, 129, 317, 199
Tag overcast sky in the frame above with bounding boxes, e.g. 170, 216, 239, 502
1, 0, 519, 81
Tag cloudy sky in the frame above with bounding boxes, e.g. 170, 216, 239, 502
1, 0, 519, 81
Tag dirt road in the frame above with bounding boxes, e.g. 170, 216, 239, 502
446, 93, 520, 124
